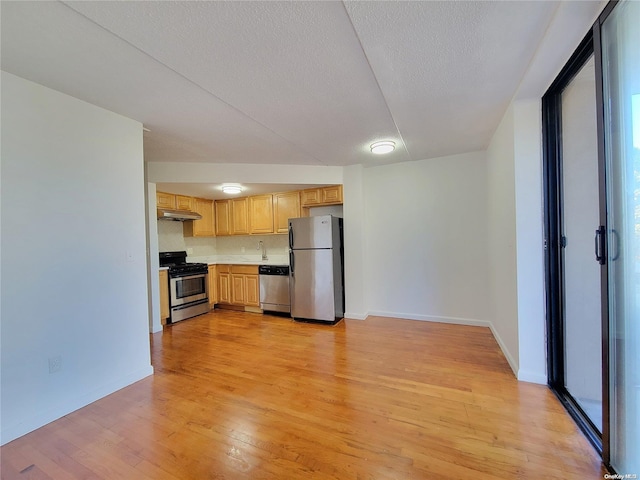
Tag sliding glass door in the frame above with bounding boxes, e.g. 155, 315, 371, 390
560, 53, 603, 434
544, 0, 639, 472
601, 0, 640, 473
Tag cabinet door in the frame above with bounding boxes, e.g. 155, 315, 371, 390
175, 195, 194, 211
322, 185, 343, 205
249, 194, 274, 234
208, 265, 217, 307
215, 200, 230, 236
245, 275, 260, 307
159, 270, 170, 324
156, 191, 176, 209
218, 272, 231, 304
184, 198, 215, 237
231, 274, 246, 305
273, 191, 301, 234
301, 188, 321, 207
194, 198, 214, 236
230, 197, 249, 235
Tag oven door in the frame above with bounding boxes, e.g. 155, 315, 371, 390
169, 273, 208, 306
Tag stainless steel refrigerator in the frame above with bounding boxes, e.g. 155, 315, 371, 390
288, 215, 344, 323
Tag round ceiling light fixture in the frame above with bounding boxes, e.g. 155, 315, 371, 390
221, 183, 243, 194
370, 140, 396, 155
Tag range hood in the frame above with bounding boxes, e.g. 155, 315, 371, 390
157, 208, 202, 221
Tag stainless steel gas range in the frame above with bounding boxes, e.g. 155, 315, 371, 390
159, 251, 209, 323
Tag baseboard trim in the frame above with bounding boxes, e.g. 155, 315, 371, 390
344, 312, 368, 320
488, 323, 519, 378
517, 370, 547, 385
368, 310, 492, 328
0, 365, 154, 446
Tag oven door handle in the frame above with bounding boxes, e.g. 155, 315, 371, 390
170, 273, 207, 281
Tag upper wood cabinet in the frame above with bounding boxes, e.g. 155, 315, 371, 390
322, 185, 343, 205
184, 197, 215, 237
273, 191, 301, 234
300, 188, 322, 207
301, 186, 343, 207
230, 197, 249, 235
156, 191, 176, 209
215, 200, 231, 236
249, 194, 274, 234
175, 195, 194, 211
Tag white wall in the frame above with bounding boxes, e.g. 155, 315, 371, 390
486, 104, 520, 373
513, 100, 546, 383
342, 164, 367, 319
363, 152, 492, 325
0, 72, 153, 444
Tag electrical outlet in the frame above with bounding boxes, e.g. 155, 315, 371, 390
48, 355, 62, 374
187, 248, 193, 255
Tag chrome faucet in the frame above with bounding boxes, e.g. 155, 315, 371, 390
258, 241, 267, 260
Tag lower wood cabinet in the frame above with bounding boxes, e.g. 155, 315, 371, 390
208, 265, 217, 308
159, 269, 170, 325
218, 266, 231, 304
216, 264, 260, 310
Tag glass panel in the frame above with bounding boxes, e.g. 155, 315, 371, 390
560, 55, 603, 432
602, 0, 640, 473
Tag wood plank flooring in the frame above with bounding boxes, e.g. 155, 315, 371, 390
1, 311, 606, 479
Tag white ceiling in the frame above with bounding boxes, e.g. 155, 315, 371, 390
1, 0, 567, 172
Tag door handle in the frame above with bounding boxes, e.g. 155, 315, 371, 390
289, 224, 294, 249
611, 228, 620, 261
289, 250, 295, 277
594, 226, 606, 265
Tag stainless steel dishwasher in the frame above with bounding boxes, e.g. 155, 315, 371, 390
259, 265, 291, 314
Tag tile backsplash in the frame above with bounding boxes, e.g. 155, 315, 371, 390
157, 221, 216, 255
157, 220, 289, 259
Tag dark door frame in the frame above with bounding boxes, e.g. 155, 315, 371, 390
542, 0, 617, 468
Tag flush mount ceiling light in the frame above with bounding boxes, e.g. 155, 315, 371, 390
370, 141, 395, 154
221, 184, 243, 194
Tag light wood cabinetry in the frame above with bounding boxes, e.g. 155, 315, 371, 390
245, 274, 260, 307
301, 185, 343, 207
273, 191, 301, 234
208, 265, 217, 308
217, 265, 231, 304
159, 269, 170, 325
184, 197, 215, 237
322, 185, 343, 205
215, 200, 231, 236
231, 274, 246, 305
249, 194, 274, 234
300, 188, 322, 207
230, 197, 249, 235
175, 195, 194, 211
156, 191, 176, 209
160, 185, 340, 238
216, 264, 260, 310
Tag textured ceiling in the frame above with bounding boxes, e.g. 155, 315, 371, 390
2, 1, 565, 167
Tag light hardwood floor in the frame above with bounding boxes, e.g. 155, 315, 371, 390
1, 311, 606, 479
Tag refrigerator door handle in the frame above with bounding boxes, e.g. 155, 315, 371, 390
289, 250, 295, 276
289, 224, 294, 249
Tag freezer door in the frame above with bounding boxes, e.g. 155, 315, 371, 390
290, 249, 335, 322
289, 215, 334, 249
